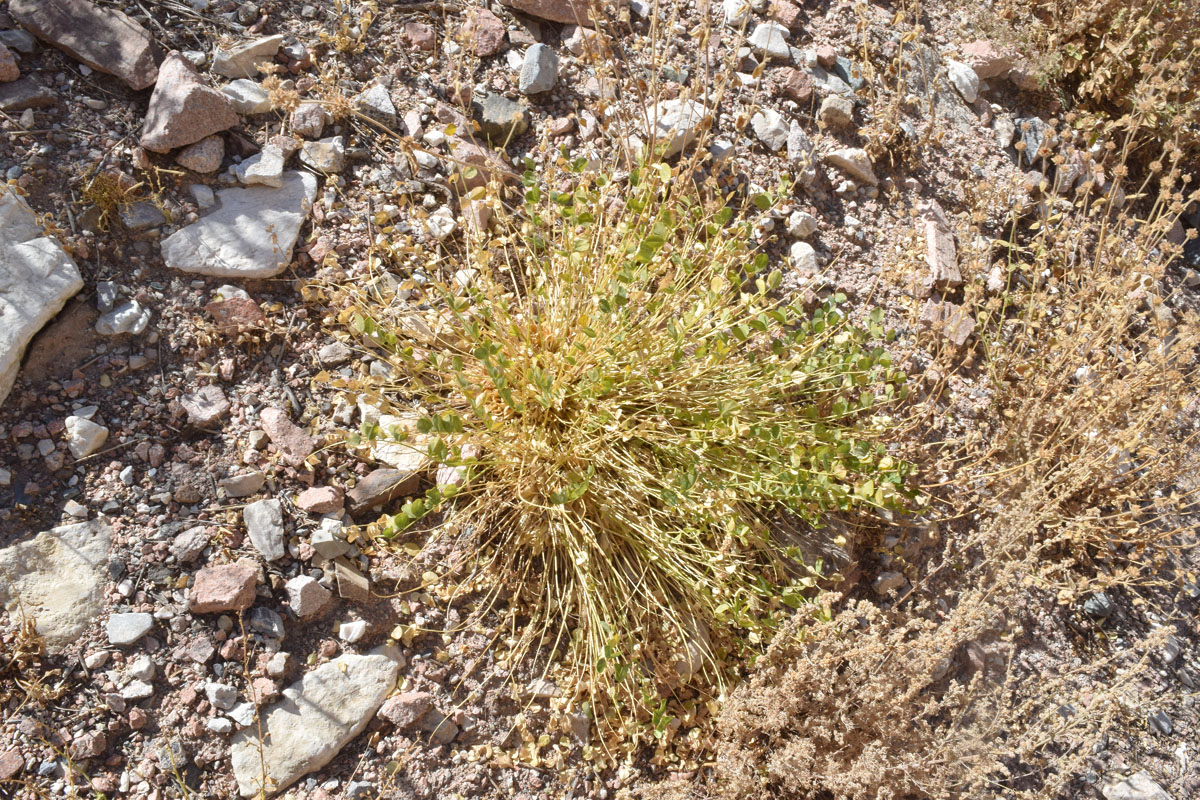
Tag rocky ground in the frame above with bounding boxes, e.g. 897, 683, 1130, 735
0, 0, 1197, 798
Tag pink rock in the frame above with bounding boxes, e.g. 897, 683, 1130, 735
770, 0, 802, 30
259, 407, 315, 467
175, 135, 224, 173
128, 708, 149, 730
377, 691, 435, 729
0, 43, 18, 83
961, 40, 1013, 80
295, 485, 343, 514
204, 296, 267, 336
10, 0, 159, 90
463, 8, 507, 57
251, 676, 279, 704
777, 67, 813, 102
140, 53, 238, 153
189, 563, 257, 613
815, 43, 837, 69
69, 731, 107, 761
499, 0, 596, 25
0, 749, 23, 781
405, 22, 436, 51
181, 384, 230, 425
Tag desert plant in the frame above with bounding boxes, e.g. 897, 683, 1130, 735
323, 154, 911, 719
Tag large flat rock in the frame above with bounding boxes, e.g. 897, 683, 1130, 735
230, 653, 400, 797
0, 186, 84, 407
161, 171, 318, 278
9, 0, 159, 90
0, 520, 112, 652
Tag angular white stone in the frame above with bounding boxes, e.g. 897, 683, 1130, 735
790, 241, 817, 273
230, 653, 400, 797
0, 520, 111, 652
824, 147, 878, 186
947, 59, 980, 104
639, 98, 708, 159
106, 612, 154, 645
0, 186, 83, 407
213, 35, 284, 79
222, 79, 272, 115
748, 22, 790, 61
751, 108, 788, 151
161, 171, 317, 278
65, 415, 109, 458
244, 498, 286, 561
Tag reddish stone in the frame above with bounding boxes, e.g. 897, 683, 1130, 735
69, 731, 107, 761
259, 407, 315, 467
816, 43, 837, 68
251, 677, 279, 704
547, 116, 575, 136
204, 296, 267, 335
0, 749, 23, 780
961, 39, 1013, 79
0, 43, 18, 83
463, 8, 507, 57
777, 68, 813, 103
769, 0, 802, 30
378, 691, 435, 729
405, 22, 436, 51
128, 708, 149, 730
189, 563, 257, 613
295, 485, 344, 514
139, 53, 238, 153
499, 0, 595, 25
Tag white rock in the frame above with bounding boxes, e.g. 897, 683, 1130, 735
722, 0, 751, 28
236, 144, 286, 188
748, 23, 790, 61
229, 701, 257, 727
106, 612, 154, 646
230, 653, 401, 797
127, 655, 156, 681
161, 171, 317, 278
299, 136, 346, 173
95, 300, 151, 336
1101, 771, 1173, 800
213, 35, 284, 78
0, 186, 83, 407
206, 681, 238, 710
190, 184, 216, 209
222, 79, 272, 114
244, 498, 286, 561
751, 109, 789, 151
286, 575, 331, 619
121, 680, 154, 700
65, 415, 109, 459
789, 241, 817, 273
207, 717, 234, 734
638, 98, 708, 158
824, 147, 878, 186
0, 520, 111, 652
423, 206, 457, 241
310, 517, 350, 559
338, 619, 367, 643
946, 59, 979, 104
787, 210, 818, 239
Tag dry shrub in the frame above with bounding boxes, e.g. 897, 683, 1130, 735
324, 152, 913, 728
696, 92, 1200, 800
995, 0, 1200, 173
